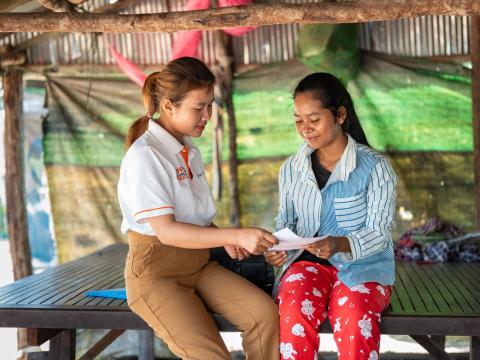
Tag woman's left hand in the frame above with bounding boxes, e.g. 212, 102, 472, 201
302, 236, 350, 259
224, 245, 250, 261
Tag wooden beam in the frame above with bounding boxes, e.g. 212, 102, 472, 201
2, 67, 32, 281
1, 1, 480, 33
0, 0, 139, 56
471, 15, 480, 231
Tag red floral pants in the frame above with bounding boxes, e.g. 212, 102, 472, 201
277, 261, 391, 360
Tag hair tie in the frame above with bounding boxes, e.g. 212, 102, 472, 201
146, 112, 153, 119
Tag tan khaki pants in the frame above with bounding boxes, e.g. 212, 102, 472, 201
125, 231, 279, 360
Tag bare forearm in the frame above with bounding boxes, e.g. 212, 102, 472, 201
149, 218, 239, 249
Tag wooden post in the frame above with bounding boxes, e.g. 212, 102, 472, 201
2, 67, 32, 281
3, 66, 31, 352
214, 29, 241, 226
138, 330, 155, 360
48, 329, 76, 360
211, 83, 223, 201
471, 16, 480, 230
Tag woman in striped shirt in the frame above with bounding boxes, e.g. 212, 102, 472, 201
265, 73, 397, 360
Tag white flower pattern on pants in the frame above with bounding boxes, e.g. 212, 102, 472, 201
280, 342, 298, 360
277, 262, 390, 360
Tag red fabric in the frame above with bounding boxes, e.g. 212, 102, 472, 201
171, 0, 210, 60
109, 46, 147, 87
171, 31, 203, 60
277, 261, 391, 360
170, 0, 255, 59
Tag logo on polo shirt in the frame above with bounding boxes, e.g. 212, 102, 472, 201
176, 167, 189, 181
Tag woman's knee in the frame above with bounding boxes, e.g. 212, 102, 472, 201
252, 293, 280, 326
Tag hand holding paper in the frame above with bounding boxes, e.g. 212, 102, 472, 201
270, 228, 328, 251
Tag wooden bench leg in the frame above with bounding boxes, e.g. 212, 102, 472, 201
471, 336, 480, 360
410, 335, 451, 360
138, 330, 155, 360
48, 329, 75, 360
431, 335, 446, 350
78, 329, 125, 360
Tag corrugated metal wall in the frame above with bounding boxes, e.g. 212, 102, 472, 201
360, 16, 471, 57
0, 0, 472, 66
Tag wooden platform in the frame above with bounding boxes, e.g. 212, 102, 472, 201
0, 244, 479, 359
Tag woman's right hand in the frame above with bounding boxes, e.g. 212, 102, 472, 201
264, 251, 287, 267
236, 228, 278, 255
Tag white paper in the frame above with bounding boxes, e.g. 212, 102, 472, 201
269, 228, 328, 251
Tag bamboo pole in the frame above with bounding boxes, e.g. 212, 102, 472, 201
211, 83, 223, 201
1, 1, 480, 33
471, 16, 480, 230
2, 68, 32, 281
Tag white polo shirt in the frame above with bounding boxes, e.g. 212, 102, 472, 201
118, 120, 216, 235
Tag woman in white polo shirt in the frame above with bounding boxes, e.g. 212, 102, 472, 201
118, 57, 279, 360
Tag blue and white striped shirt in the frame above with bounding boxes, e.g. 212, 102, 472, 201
273, 134, 397, 294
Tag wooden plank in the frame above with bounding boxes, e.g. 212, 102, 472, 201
0, 252, 124, 305
444, 264, 480, 307
410, 263, 453, 312
453, 263, 480, 292
0, 245, 124, 301
387, 286, 403, 313
72, 276, 125, 306
434, 264, 480, 312
0, 245, 126, 301
396, 261, 428, 313
429, 265, 475, 313
403, 262, 440, 312
421, 263, 462, 313
391, 266, 415, 313
31, 259, 124, 305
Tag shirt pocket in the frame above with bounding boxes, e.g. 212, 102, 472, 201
333, 192, 367, 231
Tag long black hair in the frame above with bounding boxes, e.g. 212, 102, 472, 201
293, 73, 369, 147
